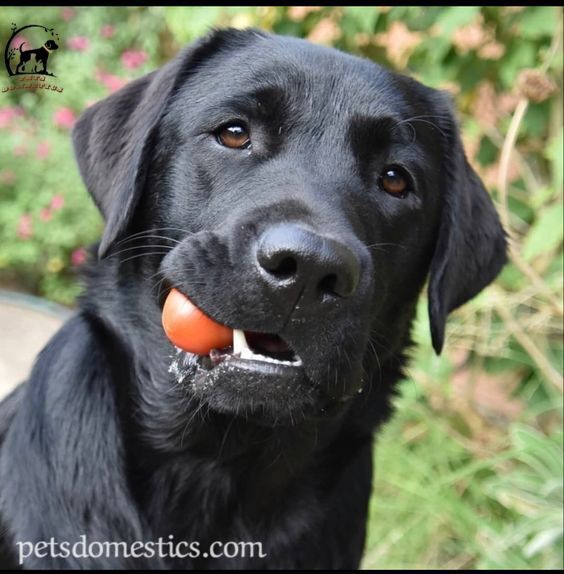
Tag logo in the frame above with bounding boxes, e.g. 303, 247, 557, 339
2, 23, 63, 94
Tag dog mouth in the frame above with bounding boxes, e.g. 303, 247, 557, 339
168, 328, 319, 424
204, 330, 303, 369
170, 328, 304, 382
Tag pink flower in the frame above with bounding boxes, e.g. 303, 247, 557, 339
61, 6, 76, 22
101, 25, 115, 39
17, 214, 33, 239
39, 208, 52, 222
71, 248, 87, 266
53, 107, 76, 129
103, 74, 127, 92
67, 36, 90, 52
61, 7, 75, 21
36, 140, 51, 160
13, 145, 27, 157
121, 50, 148, 70
0, 106, 23, 129
51, 195, 65, 210
95, 69, 127, 93
0, 170, 15, 185
0, 109, 12, 129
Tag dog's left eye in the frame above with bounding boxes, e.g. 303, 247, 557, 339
378, 166, 411, 197
216, 123, 251, 149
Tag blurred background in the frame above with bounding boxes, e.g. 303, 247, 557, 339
0, 6, 562, 570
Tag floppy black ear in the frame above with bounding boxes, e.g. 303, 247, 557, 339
72, 28, 265, 258
72, 64, 178, 258
428, 96, 507, 354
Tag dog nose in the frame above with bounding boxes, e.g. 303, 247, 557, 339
256, 225, 361, 305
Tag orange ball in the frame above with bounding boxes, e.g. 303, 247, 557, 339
162, 288, 233, 355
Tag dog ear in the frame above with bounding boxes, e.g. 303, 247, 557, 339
72, 64, 176, 258
428, 96, 507, 354
72, 29, 265, 258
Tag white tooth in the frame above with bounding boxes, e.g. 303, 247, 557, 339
240, 347, 255, 361
233, 329, 248, 355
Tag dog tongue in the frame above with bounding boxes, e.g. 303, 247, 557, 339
162, 288, 232, 355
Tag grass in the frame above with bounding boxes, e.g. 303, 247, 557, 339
362, 304, 563, 570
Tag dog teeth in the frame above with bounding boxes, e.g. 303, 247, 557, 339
233, 329, 247, 355
232, 329, 302, 366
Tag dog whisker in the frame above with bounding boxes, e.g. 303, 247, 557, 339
114, 227, 193, 247
103, 244, 175, 260
117, 234, 181, 246
366, 338, 382, 391
217, 416, 237, 461
115, 251, 173, 265
393, 113, 450, 137
365, 242, 406, 252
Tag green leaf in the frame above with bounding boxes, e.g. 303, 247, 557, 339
546, 127, 563, 195
522, 202, 564, 261
434, 6, 481, 37
343, 6, 379, 34
164, 6, 223, 43
498, 41, 537, 88
524, 527, 564, 558
518, 7, 559, 39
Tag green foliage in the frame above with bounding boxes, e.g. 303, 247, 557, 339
478, 424, 563, 569
364, 381, 563, 569
522, 201, 563, 262
0, 6, 562, 569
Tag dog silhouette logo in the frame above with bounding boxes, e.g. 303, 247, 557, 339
4, 23, 60, 77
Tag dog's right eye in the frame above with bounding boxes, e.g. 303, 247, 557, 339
216, 123, 251, 149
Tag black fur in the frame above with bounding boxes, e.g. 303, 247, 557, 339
0, 29, 506, 569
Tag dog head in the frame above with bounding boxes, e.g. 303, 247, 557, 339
72, 29, 506, 425
44, 40, 58, 51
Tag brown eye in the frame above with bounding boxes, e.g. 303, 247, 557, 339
216, 123, 251, 149
380, 167, 410, 197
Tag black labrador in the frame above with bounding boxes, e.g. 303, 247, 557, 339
0, 29, 506, 569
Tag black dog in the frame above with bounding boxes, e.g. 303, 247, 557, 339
15, 39, 58, 75
0, 29, 506, 569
